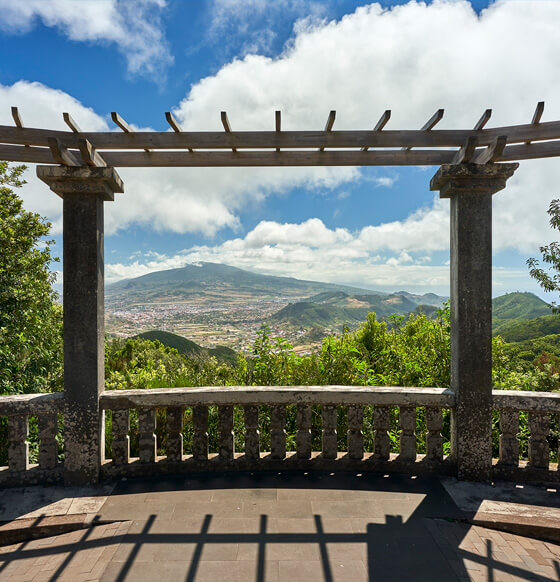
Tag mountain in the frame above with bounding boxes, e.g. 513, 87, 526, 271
133, 330, 237, 365
270, 292, 442, 329
107, 262, 376, 304
492, 292, 551, 322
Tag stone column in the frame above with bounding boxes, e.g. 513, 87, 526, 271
37, 166, 124, 485
430, 163, 517, 481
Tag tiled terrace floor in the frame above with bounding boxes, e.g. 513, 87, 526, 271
1, 472, 560, 582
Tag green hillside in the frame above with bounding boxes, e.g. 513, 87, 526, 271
133, 330, 237, 365
492, 292, 550, 322
492, 315, 560, 343
503, 333, 560, 365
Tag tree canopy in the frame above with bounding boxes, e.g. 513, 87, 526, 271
0, 162, 62, 394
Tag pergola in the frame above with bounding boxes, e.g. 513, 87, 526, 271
1, 103, 559, 485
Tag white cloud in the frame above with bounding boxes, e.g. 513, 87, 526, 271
0, 0, 171, 79
4, 0, 560, 256
206, 0, 328, 55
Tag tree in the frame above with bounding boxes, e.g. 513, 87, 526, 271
527, 199, 560, 313
0, 162, 62, 394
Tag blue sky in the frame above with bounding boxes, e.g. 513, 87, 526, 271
1, 0, 559, 298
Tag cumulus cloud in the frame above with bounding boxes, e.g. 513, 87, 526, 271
106, 217, 452, 291
3, 1, 560, 257
0, 0, 171, 79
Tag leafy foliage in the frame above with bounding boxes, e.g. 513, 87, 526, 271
527, 199, 560, 312
0, 162, 62, 395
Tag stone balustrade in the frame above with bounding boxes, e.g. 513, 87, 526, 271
493, 390, 560, 482
2, 387, 559, 487
0, 393, 64, 486
99, 386, 456, 479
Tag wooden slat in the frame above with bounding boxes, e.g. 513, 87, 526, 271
532, 101, 545, 125
63, 112, 81, 133
473, 135, 507, 164
3, 121, 560, 149
275, 110, 281, 152
111, 111, 150, 152
78, 139, 106, 167
3, 140, 560, 167
362, 110, 390, 151
165, 111, 193, 152
452, 136, 478, 164
319, 110, 335, 152
526, 101, 545, 144
100, 149, 458, 167
403, 108, 444, 151
48, 137, 80, 166
11, 107, 23, 128
474, 109, 492, 130
221, 111, 236, 152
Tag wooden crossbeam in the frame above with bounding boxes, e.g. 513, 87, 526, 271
452, 136, 478, 164
78, 139, 106, 167
362, 110, 391, 151
111, 111, 151, 152
2, 140, 560, 167
403, 109, 444, 151
48, 137, 80, 166
3, 121, 560, 151
63, 112, 82, 133
319, 111, 336, 152
221, 111, 236, 152
165, 111, 194, 152
473, 135, 507, 164
275, 111, 281, 152
474, 109, 492, 130
11, 107, 23, 128
526, 101, 545, 144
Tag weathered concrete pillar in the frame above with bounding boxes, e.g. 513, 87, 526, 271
430, 163, 517, 481
37, 166, 124, 485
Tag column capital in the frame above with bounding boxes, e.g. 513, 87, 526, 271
430, 162, 518, 199
36, 165, 124, 202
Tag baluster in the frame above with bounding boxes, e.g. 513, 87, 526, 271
498, 409, 518, 467
138, 408, 156, 463
528, 411, 550, 469
373, 406, 390, 461
219, 405, 234, 462
271, 405, 287, 460
167, 407, 184, 462
347, 405, 364, 460
8, 414, 29, 472
425, 407, 443, 463
244, 405, 260, 460
112, 409, 130, 465
193, 405, 209, 461
399, 406, 416, 462
296, 404, 312, 459
38, 413, 58, 470
322, 405, 338, 460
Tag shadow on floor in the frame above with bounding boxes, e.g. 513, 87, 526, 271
1, 472, 559, 581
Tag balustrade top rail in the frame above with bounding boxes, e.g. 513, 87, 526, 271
492, 390, 560, 412
99, 386, 456, 409
0, 392, 64, 415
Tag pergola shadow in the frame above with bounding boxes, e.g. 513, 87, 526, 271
3, 471, 559, 581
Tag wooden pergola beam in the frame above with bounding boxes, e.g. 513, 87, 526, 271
165, 111, 194, 152
11, 107, 23, 128
403, 109, 444, 151
63, 113, 82, 133
3, 120, 560, 150
111, 111, 150, 153
526, 101, 545, 144
275, 111, 281, 152
221, 111, 236, 152
319, 110, 335, 152
362, 110, 391, 152
2, 139, 560, 167
474, 109, 492, 130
